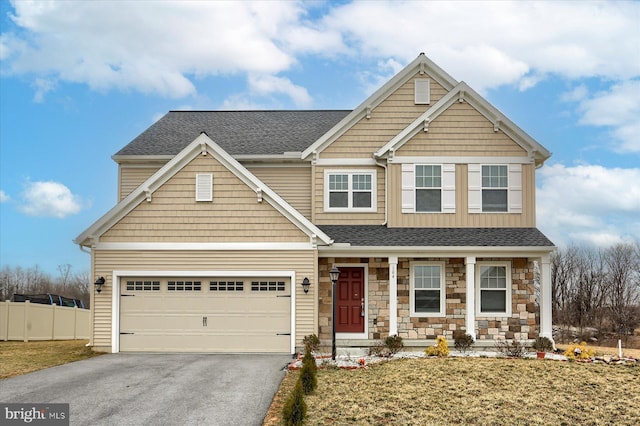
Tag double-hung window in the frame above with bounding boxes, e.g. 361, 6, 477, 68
415, 165, 441, 212
325, 170, 376, 212
410, 262, 445, 316
477, 262, 511, 316
481, 165, 508, 212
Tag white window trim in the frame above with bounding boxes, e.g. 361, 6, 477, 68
324, 169, 377, 212
410, 261, 446, 317
476, 261, 512, 317
402, 163, 455, 214
468, 164, 522, 214
195, 173, 213, 202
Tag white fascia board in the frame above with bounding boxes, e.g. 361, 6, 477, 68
94, 242, 316, 251
205, 135, 333, 245
314, 158, 378, 166
374, 82, 552, 163
75, 135, 210, 246
390, 156, 533, 164
111, 154, 173, 164
374, 86, 462, 158
319, 245, 556, 258
301, 53, 458, 160
76, 133, 332, 247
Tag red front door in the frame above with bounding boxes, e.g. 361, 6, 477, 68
336, 267, 365, 333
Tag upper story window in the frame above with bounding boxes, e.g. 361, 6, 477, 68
402, 163, 455, 214
468, 164, 522, 214
415, 165, 441, 212
324, 170, 376, 212
482, 165, 508, 212
410, 261, 445, 317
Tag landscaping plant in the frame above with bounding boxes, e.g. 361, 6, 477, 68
302, 334, 320, 353
384, 334, 404, 356
300, 350, 318, 394
453, 331, 474, 353
425, 336, 450, 357
563, 341, 595, 360
494, 339, 527, 358
532, 336, 554, 353
281, 379, 306, 426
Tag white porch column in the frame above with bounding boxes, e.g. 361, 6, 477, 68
539, 254, 553, 341
465, 256, 476, 340
388, 256, 398, 336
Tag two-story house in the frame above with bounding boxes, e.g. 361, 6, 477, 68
75, 53, 555, 353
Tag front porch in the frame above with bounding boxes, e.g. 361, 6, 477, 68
316, 255, 551, 351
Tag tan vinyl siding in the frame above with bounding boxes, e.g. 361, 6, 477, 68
321, 73, 448, 158
92, 249, 317, 350
119, 165, 163, 201
103, 155, 308, 243
312, 165, 386, 225
388, 163, 536, 227
247, 165, 312, 219
397, 102, 528, 156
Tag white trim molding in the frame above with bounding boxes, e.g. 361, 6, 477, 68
410, 261, 446, 317
94, 242, 316, 251
475, 261, 512, 317
465, 256, 476, 340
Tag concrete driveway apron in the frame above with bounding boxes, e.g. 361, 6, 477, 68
0, 353, 290, 425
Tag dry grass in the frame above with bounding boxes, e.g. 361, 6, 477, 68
0, 340, 102, 379
266, 357, 640, 425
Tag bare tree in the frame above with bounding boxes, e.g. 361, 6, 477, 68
604, 243, 640, 341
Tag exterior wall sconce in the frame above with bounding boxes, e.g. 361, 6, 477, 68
329, 266, 341, 360
94, 277, 105, 293
301, 277, 310, 293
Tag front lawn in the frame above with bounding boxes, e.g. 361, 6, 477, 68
0, 340, 101, 379
266, 357, 640, 425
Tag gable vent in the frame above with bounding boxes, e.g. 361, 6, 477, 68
415, 78, 430, 105
195, 173, 213, 202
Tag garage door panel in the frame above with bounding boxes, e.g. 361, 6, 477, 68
119, 277, 291, 353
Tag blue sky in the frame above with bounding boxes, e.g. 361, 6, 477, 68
1, 0, 639, 276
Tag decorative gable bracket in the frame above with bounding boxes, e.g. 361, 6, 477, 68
311, 234, 317, 248
423, 118, 430, 132
366, 106, 372, 120
144, 188, 152, 202
256, 188, 263, 203
493, 118, 502, 132
458, 90, 465, 103
200, 140, 207, 156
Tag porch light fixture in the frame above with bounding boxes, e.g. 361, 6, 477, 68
330, 266, 341, 360
301, 277, 311, 293
94, 277, 105, 293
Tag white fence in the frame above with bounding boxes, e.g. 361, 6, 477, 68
0, 300, 90, 341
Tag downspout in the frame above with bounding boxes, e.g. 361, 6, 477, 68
374, 155, 388, 226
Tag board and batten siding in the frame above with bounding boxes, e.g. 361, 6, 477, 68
247, 165, 312, 219
321, 73, 448, 159
103, 155, 309, 243
118, 165, 163, 201
312, 165, 386, 225
396, 101, 528, 157
388, 163, 536, 227
91, 249, 317, 351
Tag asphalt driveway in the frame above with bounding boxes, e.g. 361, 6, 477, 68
0, 353, 290, 425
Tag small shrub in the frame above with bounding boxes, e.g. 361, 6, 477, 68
300, 351, 317, 394
384, 334, 404, 356
453, 331, 474, 353
425, 336, 450, 357
532, 336, 554, 352
368, 340, 387, 357
564, 341, 595, 360
282, 379, 306, 426
302, 334, 320, 353
494, 339, 526, 358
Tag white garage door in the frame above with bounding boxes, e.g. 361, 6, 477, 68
119, 277, 291, 353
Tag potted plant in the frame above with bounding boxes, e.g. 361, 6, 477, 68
532, 336, 554, 359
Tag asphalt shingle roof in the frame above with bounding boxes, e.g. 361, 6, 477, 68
318, 226, 554, 247
115, 110, 351, 156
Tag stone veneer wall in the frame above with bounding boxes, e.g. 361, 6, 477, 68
318, 257, 539, 345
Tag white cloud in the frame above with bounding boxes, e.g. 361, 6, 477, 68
2, 0, 638, 100
19, 181, 85, 218
537, 164, 640, 247
575, 80, 640, 153
248, 75, 312, 107
0, 190, 9, 202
